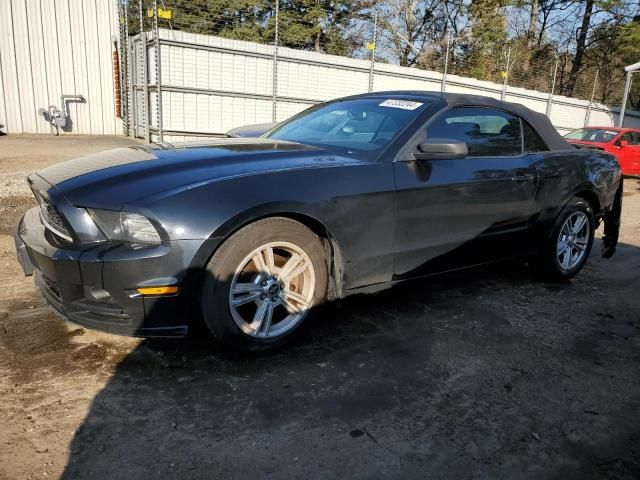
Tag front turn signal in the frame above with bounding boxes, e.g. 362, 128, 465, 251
136, 286, 179, 295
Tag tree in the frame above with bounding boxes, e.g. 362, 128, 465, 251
562, 0, 596, 95
527, 0, 539, 46
460, 0, 510, 80
587, 16, 640, 107
266, 0, 363, 54
153, 0, 271, 39
375, 0, 451, 67
134, 0, 364, 55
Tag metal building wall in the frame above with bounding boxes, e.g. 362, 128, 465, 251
0, 0, 120, 135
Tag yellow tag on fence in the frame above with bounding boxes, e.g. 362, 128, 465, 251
366, 43, 376, 51
147, 7, 172, 19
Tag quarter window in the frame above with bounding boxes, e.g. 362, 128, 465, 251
523, 121, 549, 152
426, 107, 522, 157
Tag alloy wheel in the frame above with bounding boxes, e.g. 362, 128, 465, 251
228, 241, 316, 338
556, 211, 590, 271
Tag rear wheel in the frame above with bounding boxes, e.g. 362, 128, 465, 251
200, 217, 327, 352
541, 197, 595, 279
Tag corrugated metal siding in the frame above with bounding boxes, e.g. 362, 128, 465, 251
0, 0, 119, 134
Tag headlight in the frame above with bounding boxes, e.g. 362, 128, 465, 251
87, 209, 162, 245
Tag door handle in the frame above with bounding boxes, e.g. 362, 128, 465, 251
511, 174, 535, 182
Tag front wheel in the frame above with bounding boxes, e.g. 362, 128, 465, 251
200, 217, 328, 352
541, 197, 595, 279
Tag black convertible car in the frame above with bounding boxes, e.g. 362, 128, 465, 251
15, 92, 622, 351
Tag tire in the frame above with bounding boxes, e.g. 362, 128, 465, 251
541, 196, 595, 279
200, 217, 328, 353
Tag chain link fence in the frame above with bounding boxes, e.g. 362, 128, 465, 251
115, 0, 639, 142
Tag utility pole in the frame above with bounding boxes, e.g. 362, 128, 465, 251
368, 9, 378, 93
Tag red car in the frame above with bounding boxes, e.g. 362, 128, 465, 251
565, 126, 640, 175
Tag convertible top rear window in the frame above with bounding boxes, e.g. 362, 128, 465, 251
267, 98, 432, 159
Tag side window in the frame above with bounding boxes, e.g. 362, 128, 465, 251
619, 132, 639, 145
523, 120, 549, 152
426, 107, 522, 157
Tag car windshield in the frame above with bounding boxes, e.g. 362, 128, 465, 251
565, 128, 619, 143
266, 98, 431, 159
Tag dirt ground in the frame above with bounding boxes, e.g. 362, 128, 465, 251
0, 134, 639, 480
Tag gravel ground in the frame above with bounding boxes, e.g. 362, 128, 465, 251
0, 135, 639, 480
0, 135, 138, 235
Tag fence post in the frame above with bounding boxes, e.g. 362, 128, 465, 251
546, 59, 558, 117
584, 69, 598, 127
618, 71, 632, 127
368, 9, 377, 93
118, 0, 130, 136
153, 0, 163, 142
129, 40, 137, 138
441, 31, 450, 92
500, 47, 511, 101
272, 0, 279, 123
139, 0, 150, 142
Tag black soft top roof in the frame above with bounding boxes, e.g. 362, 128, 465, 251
353, 91, 573, 151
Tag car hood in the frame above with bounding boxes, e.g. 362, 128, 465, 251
566, 139, 607, 147
34, 138, 355, 209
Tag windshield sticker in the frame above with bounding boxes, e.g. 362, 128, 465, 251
379, 99, 423, 110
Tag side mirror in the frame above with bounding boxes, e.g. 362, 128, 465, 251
411, 138, 468, 161
619, 140, 629, 148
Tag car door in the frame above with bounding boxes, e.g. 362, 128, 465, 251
392, 106, 541, 280
615, 132, 640, 174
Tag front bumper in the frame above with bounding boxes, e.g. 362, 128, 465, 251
14, 207, 216, 337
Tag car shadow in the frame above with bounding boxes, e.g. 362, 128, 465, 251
58, 247, 640, 479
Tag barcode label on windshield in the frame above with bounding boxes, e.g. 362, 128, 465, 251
379, 99, 424, 110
